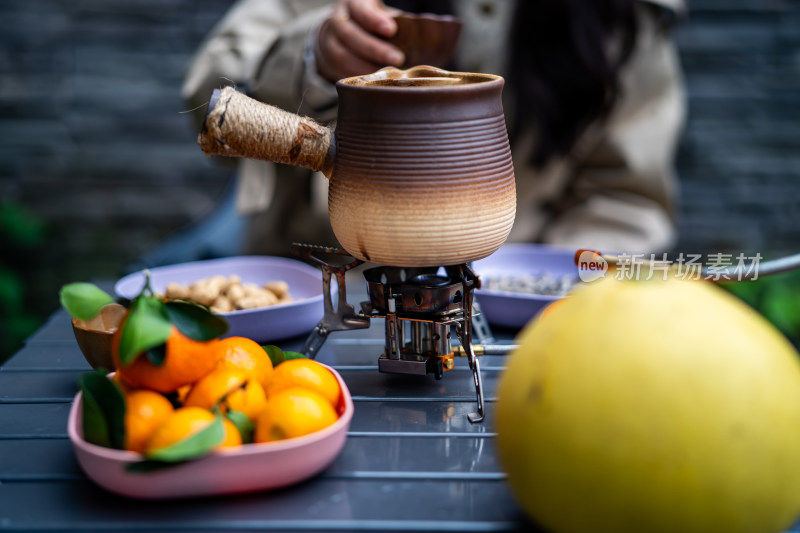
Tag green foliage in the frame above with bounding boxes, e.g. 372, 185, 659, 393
118, 296, 172, 366
79, 370, 126, 449
720, 271, 800, 347
262, 344, 306, 367
59, 283, 115, 321
0, 267, 23, 311
145, 343, 167, 366
165, 300, 228, 341
0, 202, 48, 365
1, 314, 40, 358
0, 203, 45, 247
144, 415, 225, 463
226, 409, 255, 444
0, 266, 40, 358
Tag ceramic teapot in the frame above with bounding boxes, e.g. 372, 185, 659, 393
198, 66, 516, 267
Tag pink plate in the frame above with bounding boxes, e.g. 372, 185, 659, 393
67, 366, 353, 500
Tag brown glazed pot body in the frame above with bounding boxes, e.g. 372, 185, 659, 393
198, 67, 516, 267
329, 67, 516, 266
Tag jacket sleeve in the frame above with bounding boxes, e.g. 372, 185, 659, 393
541, 4, 686, 254
181, 0, 337, 132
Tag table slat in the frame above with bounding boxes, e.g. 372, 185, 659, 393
0, 479, 528, 532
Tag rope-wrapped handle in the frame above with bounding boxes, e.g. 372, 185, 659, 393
198, 87, 334, 178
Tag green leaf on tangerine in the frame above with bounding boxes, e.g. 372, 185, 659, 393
78, 370, 126, 449
60, 283, 114, 321
282, 350, 307, 362
145, 343, 167, 366
262, 345, 285, 366
80, 384, 110, 448
263, 345, 308, 366
165, 300, 228, 341
118, 296, 172, 366
144, 415, 226, 463
226, 409, 254, 444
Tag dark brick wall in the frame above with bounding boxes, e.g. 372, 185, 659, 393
673, 0, 800, 255
0, 0, 799, 349
1, 0, 234, 324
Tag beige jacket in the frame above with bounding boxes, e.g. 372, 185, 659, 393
183, 0, 686, 256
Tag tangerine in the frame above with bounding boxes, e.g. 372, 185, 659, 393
145, 406, 239, 456
214, 336, 274, 389
220, 418, 243, 447
176, 384, 191, 404
254, 387, 338, 443
112, 325, 220, 394
110, 372, 134, 395
184, 368, 268, 422
268, 359, 340, 408
124, 389, 174, 454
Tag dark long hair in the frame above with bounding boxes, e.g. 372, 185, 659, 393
508, 0, 639, 167
386, 0, 640, 168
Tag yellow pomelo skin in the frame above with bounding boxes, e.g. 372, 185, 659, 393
496, 276, 800, 533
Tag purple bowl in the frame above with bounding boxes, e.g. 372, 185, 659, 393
473, 244, 580, 330
115, 256, 328, 344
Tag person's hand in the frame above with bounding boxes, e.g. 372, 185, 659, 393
315, 0, 405, 83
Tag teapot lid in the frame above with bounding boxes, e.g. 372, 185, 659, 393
335, 66, 505, 126
339, 66, 501, 89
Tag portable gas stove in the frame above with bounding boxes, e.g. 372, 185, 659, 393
293, 244, 495, 423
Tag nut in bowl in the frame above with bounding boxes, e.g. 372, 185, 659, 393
67, 365, 353, 499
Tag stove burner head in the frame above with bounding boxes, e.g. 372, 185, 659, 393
363, 266, 469, 315
409, 273, 451, 287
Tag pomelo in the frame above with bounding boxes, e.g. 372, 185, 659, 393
496, 276, 800, 533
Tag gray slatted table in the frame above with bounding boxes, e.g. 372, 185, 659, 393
0, 282, 532, 532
